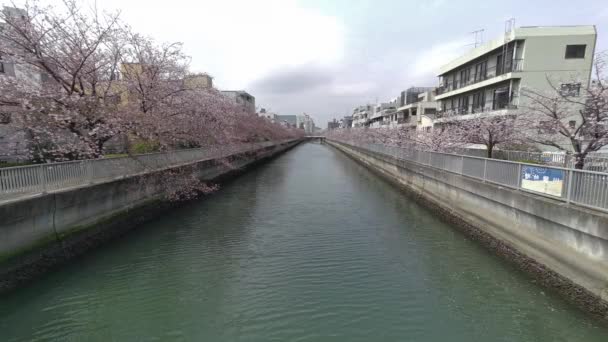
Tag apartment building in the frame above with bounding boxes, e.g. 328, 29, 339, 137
339, 116, 353, 129
416, 90, 440, 132
327, 119, 340, 130
0, 7, 48, 162
434, 25, 596, 124
352, 104, 374, 127
221, 90, 256, 114
258, 108, 278, 123
388, 87, 438, 129
276, 115, 297, 128
297, 113, 316, 134
368, 102, 397, 128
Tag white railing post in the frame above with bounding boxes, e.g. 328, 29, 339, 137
460, 155, 464, 174
516, 163, 522, 188
87, 161, 94, 184
38, 165, 47, 194
566, 169, 574, 203
483, 159, 487, 182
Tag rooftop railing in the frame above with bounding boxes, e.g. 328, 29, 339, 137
0, 139, 298, 202
328, 138, 608, 213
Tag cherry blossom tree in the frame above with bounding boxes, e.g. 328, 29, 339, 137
0, 0, 300, 163
520, 53, 608, 169
0, 0, 127, 160
441, 114, 525, 158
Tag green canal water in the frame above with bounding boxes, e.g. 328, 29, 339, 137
1, 143, 607, 341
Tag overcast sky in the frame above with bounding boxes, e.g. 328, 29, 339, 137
41, 0, 608, 124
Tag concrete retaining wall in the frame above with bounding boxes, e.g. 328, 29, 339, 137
328, 140, 608, 319
0, 140, 301, 292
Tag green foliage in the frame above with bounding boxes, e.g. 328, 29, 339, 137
0, 161, 32, 168
129, 140, 160, 154
103, 153, 129, 159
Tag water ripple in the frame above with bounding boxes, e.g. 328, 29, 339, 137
1, 143, 607, 342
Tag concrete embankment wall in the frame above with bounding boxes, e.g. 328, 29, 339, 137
0, 140, 301, 292
328, 140, 608, 319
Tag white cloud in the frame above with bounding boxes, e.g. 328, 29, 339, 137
89, 0, 345, 89
408, 37, 471, 78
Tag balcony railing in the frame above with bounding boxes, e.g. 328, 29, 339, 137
437, 59, 523, 95
437, 97, 519, 119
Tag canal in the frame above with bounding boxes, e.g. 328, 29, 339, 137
1, 142, 607, 341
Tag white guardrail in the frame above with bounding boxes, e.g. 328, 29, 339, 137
330, 139, 608, 213
0, 139, 297, 202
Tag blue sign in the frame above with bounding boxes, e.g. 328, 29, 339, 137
521, 166, 564, 182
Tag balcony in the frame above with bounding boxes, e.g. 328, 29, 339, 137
435, 96, 519, 122
436, 59, 523, 96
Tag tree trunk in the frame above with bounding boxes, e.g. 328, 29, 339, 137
574, 153, 585, 170
487, 144, 494, 158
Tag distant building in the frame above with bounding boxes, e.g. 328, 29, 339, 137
327, 119, 340, 130
389, 87, 438, 129
352, 104, 374, 127
368, 102, 397, 128
297, 113, 316, 134
339, 116, 353, 129
276, 115, 298, 127
221, 90, 256, 114
185, 73, 213, 89
258, 108, 278, 123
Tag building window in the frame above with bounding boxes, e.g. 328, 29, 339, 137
472, 91, 486, 112
474, 61, 488, 82
492, 87, 510, 110
0, 55, 4, 73
460, 68, 471, 87
565, 45, 586, 59
560, 83, 581, 97
568, 120, 576, 129
457, 96, 469, 114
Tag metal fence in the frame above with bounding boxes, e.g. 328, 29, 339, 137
329, 139, 608, 213
454, 148, 608, 172
0, 139, 297, 202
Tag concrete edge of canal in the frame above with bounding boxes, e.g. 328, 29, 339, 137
0, 140, 303, 294
326, 140, 608, 321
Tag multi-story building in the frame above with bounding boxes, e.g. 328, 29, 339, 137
415, 90, 440, 132
434, 25, 596, 127
352, 104, 374, 127
221, 90, 256, 114
339, 116, 353, 129
387, 87, 437, 129
327, 119, 340, 131
297, 113, 316, 134
276, 115, 297, 128
185, 73, 213, 89
0, 7, 48, 162
368, 102, 397, 128
258, 108, 278, 123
